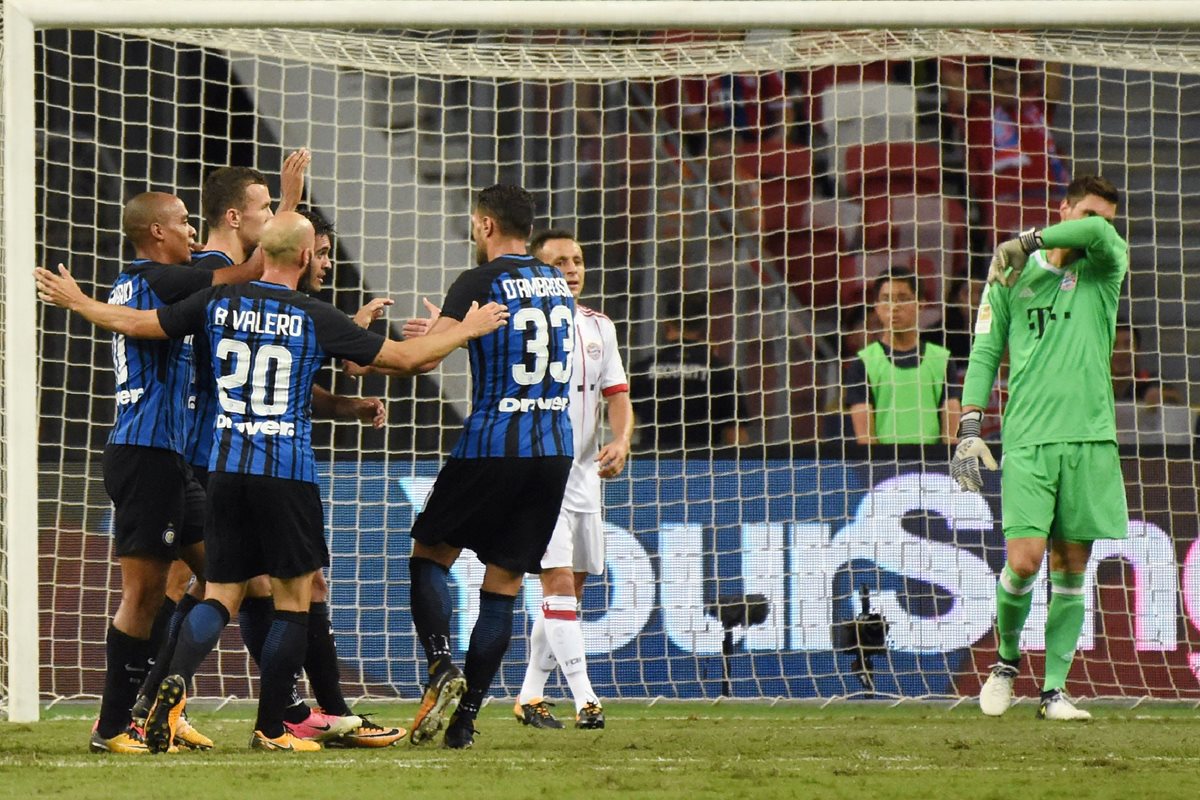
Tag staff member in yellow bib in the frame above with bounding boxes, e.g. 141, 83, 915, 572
845, 270, 961, 444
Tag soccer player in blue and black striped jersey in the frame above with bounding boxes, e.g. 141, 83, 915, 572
36, 211, 509, 752
82, 191, 263, 754
131, 157, 325, 749
382, 184, 577, 749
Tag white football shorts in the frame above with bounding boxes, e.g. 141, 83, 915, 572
540, 509, 605, 575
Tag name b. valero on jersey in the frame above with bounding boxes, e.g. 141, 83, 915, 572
213, 305, 305, 337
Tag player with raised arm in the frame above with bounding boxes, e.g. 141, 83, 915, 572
130, 154, 308, 751
513, 229, 632, 730
36, 212, 508, 752
950, 175, 1128, 721
378, 185, 576, 749
80, 191, 263, 754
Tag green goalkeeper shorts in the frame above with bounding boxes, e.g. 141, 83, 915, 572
1000, 441, 1128, 542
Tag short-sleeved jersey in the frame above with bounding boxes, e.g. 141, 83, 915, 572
158, 280, 386, 484
106, 260, 215, 453
961, 216, 1128, 449
183, 250, 234, 468
440, 254, 576, 459
562, 306, 629, 513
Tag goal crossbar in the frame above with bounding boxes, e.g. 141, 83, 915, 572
16, 0, 1200, 31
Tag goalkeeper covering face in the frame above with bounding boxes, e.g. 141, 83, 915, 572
951, 175, 1128, 722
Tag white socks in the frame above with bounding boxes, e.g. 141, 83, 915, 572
518, 595, 598, 712
517, 613, 556, 704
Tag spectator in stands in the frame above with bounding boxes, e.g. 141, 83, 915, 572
677, 71, 793, 154
844, 271, 961, 444
942, 277, 984, 363
944, 57, 1070, 244
630, 293, 748, 452
1112, 323, 1183, 405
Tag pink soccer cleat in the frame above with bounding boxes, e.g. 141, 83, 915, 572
283, 708, 363, 742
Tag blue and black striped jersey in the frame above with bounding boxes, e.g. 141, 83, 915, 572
158, 280, 385, 484
440, 254, 575, 458
106, 260, 215, 453
183, 250, 235, 468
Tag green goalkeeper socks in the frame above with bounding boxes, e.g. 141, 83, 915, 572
995, 564, 1038, 663
1043, 571, 1087, 692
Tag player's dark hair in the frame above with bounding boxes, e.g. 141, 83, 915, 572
528, 227, 576, 259
1065, 174, 1120, 208
873, 270, 917, 300
474, 184, 536, 239
202, 166, 268, 229
299, 207, 335, 241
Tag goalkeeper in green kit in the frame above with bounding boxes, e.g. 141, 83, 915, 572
951, 175, 1128, 721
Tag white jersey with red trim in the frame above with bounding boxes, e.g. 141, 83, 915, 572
562, 305, 629, 513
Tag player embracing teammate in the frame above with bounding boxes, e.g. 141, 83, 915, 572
380, 185, 579, 749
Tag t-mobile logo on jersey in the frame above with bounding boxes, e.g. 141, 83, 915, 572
1026, 306, 1072, 339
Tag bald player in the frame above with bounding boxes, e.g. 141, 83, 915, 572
36, 211, 510, 752
81, 192, 263, 754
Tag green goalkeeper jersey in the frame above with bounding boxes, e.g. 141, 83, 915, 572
961, 216, 1128, 449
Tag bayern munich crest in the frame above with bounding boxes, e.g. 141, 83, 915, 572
587, 341, 603, 360
1060, 272, 1078, 291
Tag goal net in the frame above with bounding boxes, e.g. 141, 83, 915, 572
7, 14, 1200, 715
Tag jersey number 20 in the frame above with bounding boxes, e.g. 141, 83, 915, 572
215, 339, 293, 416
511, 306, 573, 385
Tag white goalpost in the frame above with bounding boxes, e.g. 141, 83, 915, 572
6, 1, 1200, 723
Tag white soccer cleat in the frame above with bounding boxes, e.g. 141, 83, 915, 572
979, 663, 1019, 716
1038, 690, 1092, 721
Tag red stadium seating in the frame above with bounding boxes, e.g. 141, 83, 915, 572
841, 142, 967, 305
737, 143, 846, 308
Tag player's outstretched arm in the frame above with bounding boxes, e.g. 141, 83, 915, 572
353, 297, 394, 328
35, 264, 168, 339
278, 148, 311, 213
597, 390, 634, 479
311, 384, 386, 428
368, 301, 507, 376
402, 297, 441, 339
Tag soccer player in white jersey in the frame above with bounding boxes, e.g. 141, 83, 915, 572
515, 229, 633, 729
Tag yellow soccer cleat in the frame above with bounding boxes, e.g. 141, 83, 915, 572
249, 730, 322, 752
328, 715, 407, 748
173, 714, 214, 750
89, 722, 150, 755
144, 674, 188, 755
410, 659, 467, 746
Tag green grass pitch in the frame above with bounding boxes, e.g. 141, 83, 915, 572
2, 702, 1199, 799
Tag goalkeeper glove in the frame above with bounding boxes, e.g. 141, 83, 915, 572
986, 228, 1043, 288
950, 410, 997, 493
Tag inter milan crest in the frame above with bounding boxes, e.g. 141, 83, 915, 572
1060, 272, 1077, 292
